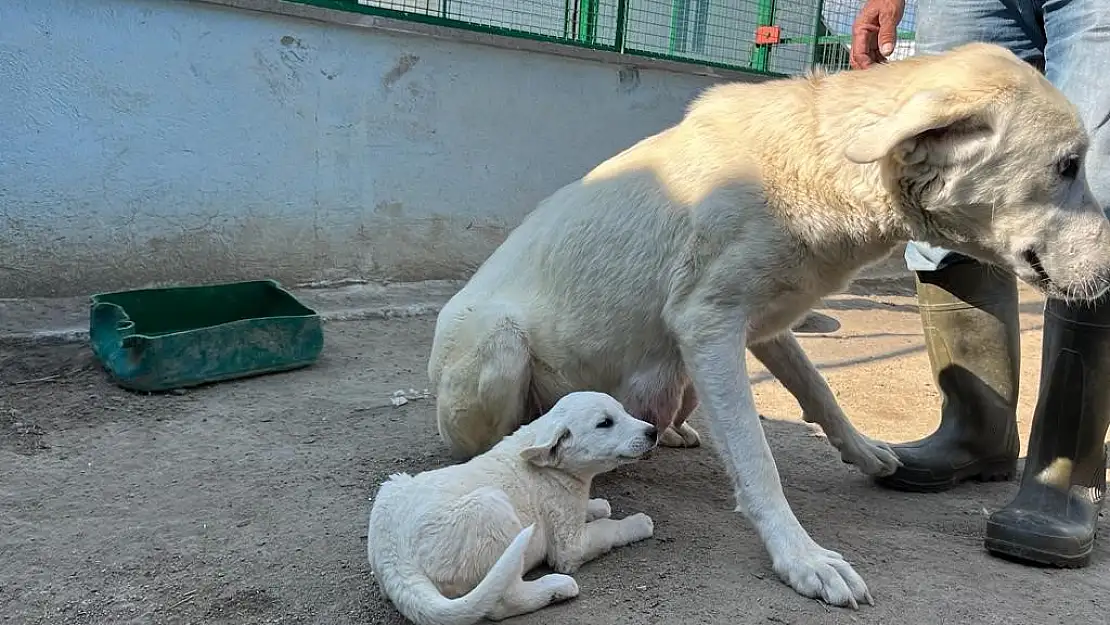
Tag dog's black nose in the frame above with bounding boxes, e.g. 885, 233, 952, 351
645, 425, 658, 442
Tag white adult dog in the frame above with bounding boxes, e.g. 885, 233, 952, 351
428, 43, 1110, 608
367, 391, 658, 625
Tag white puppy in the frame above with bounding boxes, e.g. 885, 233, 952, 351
367, 391, 659, 625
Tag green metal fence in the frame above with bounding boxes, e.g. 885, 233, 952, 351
290, 0, 916, 76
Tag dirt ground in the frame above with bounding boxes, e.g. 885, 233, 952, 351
2, 281, 1107, 625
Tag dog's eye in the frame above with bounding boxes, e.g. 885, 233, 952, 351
1057, 155, 1080, 180
596, 417, 614, 429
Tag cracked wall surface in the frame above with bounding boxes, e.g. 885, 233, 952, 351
0, 0, 730, 298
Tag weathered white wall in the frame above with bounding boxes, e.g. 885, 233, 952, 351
0, 0, 752, 297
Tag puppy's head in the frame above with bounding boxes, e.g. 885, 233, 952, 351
519, 391, 658, 477
845, 42, 1110, 302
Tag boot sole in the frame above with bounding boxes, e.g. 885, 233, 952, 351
984, 535, 1093, 568
873, 458, 1017, 493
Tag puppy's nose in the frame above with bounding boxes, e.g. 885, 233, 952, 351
644, 425, 658, 442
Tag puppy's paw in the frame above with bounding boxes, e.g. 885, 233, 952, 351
488, 574, 580, 620
586, 498, 612, 521
659, 423, 701, 448
838, 435, 901, 477
537, 573, 580, 603
620, 512, 655, 542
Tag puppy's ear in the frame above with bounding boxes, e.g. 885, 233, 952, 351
520, 425, 571, 468
844, 90, 991, 164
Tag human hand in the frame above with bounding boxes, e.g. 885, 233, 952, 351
849, 0, 906, 69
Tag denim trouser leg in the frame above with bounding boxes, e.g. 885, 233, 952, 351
903, 0, 1110, 272
1042, 0, 1110, 213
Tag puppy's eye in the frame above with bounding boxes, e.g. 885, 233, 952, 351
596, 417, 614, 429
1057, 155, 1080, 180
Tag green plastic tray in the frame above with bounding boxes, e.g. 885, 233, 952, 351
89, 279, 324, 392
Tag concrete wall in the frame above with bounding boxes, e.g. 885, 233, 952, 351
0, 0, 754, 298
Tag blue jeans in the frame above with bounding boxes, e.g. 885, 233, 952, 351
904, 0, 1110, 271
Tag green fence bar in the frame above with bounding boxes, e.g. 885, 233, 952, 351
614, 0, 628, 52
577, 0, 599, 44
750, 0, 777, 72
668, 0, 688, 54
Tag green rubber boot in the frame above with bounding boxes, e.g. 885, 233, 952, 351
984, 294, 1110, 567
875, 260, 1022, 492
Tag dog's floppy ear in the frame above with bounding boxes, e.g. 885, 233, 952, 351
520, 423, 571, 468
844, 90, 989, 164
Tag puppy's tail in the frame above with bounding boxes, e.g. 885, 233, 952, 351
380, 524, 534, 625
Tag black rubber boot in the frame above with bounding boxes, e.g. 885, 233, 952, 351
984, 294, 1110, 568
875, 259, 1022, 492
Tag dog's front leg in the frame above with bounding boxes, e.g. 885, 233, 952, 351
549, 514, 654, 574
675, 318, 872, 608
749, 332, 901, 477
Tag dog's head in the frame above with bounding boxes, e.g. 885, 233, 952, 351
519, 391, 658, 477
844, 42, 1110, 302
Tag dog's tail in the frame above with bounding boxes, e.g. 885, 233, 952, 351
378, 524, 534, 625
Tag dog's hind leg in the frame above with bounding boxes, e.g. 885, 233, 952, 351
623, 372, 701, 448
424, 486, 578, 620
434, 319, 534, 460
487, 574, 580, 621
419, 485, 575, 616
749, 332, 901, 477
660, 382, 702, 448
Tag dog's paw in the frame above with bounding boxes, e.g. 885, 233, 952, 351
587, 498, 612, 521
838, 435, 901, 477
772, 544, 873, 609
537, 573, 580, 603
621, 512, 655, 542
659, 423, 701, 448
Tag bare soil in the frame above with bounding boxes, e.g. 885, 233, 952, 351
2, 282, 1107, 625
